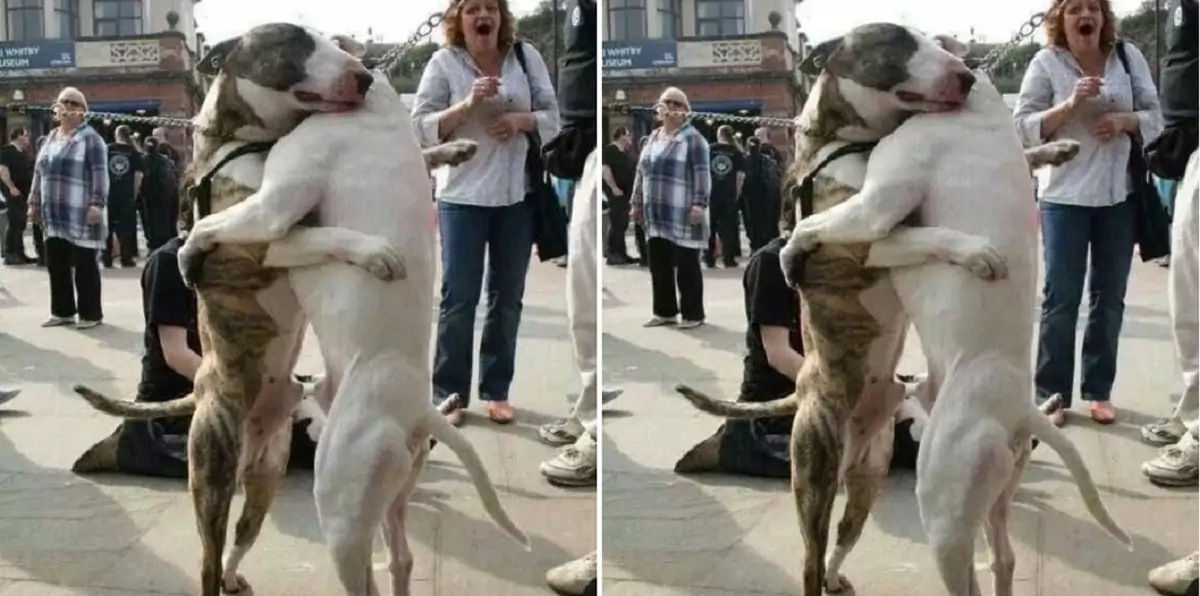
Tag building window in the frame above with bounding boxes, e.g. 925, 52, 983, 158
608, 0, 646, 42
696, 0, 744, 37
6, 0, 44, 41
53, 0, 78, 39
94, 0, 143, 36
657, 0, 682, 39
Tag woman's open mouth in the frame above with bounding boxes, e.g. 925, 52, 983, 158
1079, 22, 1096, 35
476, 22, 494, 35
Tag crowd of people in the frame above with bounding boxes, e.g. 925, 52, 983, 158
613, 0, 1196, 593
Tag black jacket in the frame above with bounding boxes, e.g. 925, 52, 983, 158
1161, 0, 1198, 125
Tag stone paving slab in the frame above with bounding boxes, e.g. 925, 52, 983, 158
0, 237, 593, 595
601, 252, 1199, 596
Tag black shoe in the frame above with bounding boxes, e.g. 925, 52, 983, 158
120, 260, 136, 268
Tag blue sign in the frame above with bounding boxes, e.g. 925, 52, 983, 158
0, 41, 75, 71
602, 40, 677, 72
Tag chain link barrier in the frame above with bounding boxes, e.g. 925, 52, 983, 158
605, 11, 1049, 131
4, 11, 447, 134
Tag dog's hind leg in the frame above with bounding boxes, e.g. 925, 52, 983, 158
222, 380, 302, 594
790, 388, 845, 596
189, 388, 243, 596
984, 443, 1032, 596
825, 423, 894, 594
382, 434, 432, 596
315, 364, 414, 596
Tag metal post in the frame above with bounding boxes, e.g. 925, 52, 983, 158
1155, 0, 1163, 85
552, 0, 561, 86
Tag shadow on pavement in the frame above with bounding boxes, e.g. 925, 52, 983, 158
602, 333, 720, 388
601, 434, 797, 592
0, 334, 116, 388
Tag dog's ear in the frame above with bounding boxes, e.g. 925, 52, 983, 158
933, 34, 970, 59
799, 36, 843, 76
197, 37, 241, 76
331, 34, 367, 58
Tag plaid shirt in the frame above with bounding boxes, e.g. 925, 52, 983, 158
631, 123, 711, 249
31, 124, 109, 249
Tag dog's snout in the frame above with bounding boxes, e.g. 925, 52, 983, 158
957, 71, 976, 95
354, 71, 374, 96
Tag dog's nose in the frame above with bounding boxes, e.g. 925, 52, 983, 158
354, 71, 374, 96
957, 71, 977, 94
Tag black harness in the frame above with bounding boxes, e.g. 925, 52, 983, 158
783, 140, 877, 284
791, 141, 878, 219
188, 141, 277, 223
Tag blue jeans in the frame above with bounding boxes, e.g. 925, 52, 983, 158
432, 200, 534, 406
1035, 200, 1136, 406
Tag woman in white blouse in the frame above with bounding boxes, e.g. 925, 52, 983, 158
411, 0, 560, 426
1014, 0, 1162, 426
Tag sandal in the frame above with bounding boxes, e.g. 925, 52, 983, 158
487, 402, 516, 424
1089, 401, 1117, 425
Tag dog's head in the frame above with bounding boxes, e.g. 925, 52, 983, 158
197, 23, 375, 137
798, 23, 976, 141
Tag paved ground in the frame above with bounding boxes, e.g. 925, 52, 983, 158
601, 249, 1199, 595
0, 238, 594, 595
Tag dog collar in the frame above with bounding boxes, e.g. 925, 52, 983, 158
187, 141, 277, 225
792, 141, 878, 220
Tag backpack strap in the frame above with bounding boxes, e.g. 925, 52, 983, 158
793, 141, 877, 219
188, 141, 275, 224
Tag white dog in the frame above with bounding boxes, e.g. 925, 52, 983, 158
780, 40, 1132, 596
179, 66, 528, 596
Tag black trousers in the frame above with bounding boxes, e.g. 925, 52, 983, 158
104, 198, 138, 266
647, 236, 704, 321
32, 223, 44, 261
705, 196, 741, 265
45, 237, 102, 321
4, 196, 27, 258
606, 195, 631, 258
634, 222, 648, 260
748, 197, 781, 253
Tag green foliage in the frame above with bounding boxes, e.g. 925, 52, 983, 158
384, 1, 566, 93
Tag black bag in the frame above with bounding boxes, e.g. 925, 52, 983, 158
542, 0, 597, 181
513, 40, 568, 262
1146, 123, 1199, 180
1116, 41, 1172, 262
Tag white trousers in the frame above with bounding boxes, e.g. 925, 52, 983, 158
1169, 149, 1199, 436
567, 150, 599, 438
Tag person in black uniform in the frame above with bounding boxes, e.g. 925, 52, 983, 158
104, 125, 144, 268
704, 125, 745, 268
673, 187, 922, 478
71, 237, 319, 478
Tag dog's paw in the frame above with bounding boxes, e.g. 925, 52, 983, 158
1027, 139, 1082, 168
221, 572, 252, 594
442, 140, 479, 166
350, 236, 406, 281
955, 240, 1008, 281
825, 572, 855, 594
176, 241, 208, 288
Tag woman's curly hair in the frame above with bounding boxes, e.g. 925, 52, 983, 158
442, 0, 517, 50
1045, 0, 1118, 53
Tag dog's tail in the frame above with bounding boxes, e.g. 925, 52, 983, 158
675, 384, 797, 419
73, 385, 197, 419
1024, 399, 1132, 548
423, 405, 530, 550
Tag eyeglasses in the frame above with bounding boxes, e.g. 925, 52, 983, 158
57, 98, 83, 109
660, 99, 685, 108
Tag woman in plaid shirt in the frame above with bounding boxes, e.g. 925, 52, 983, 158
631, 87, 712, 329
27, 87, 110, 330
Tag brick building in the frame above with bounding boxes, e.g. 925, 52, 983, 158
601, 0, 810, 158
0, 0, 205, 154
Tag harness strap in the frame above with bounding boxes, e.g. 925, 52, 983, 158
794, 141, 878, 219
191, 141, 276, 221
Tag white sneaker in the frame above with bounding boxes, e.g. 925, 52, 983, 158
1142, 416, 1188, 447
0, 388, 19, 407
1148, 551, 1199, 595
1142, 432, 1200, 487
546, 551, 597, 596
539, 432, 596, 487
41, 315, 74, 328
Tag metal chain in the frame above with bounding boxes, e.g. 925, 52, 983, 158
373, 12, 444, 75
5, 11, 447, 133
977, 11, 1047, 73
605, 11, 1049, 130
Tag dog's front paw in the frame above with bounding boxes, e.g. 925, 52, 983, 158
442, 140, 478, 166
954, 240, 1008, 281
177, 238, 211, 288
824, 572, 854, 594
350, 236, 406, 281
